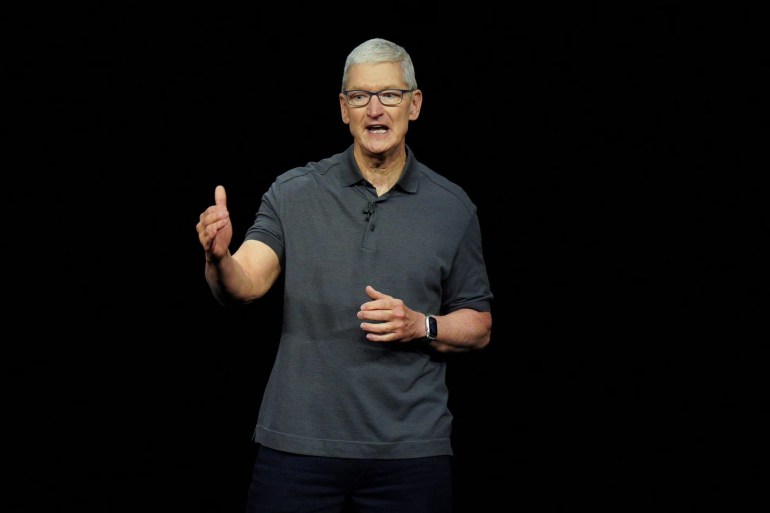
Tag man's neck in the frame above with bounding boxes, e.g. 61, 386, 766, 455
355, 149, 407, 196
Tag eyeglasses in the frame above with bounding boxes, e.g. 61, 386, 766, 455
343, 89, 413, 107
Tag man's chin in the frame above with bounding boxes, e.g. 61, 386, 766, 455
359, 137, 395, 156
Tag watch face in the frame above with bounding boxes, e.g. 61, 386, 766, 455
428, 315, 437, 339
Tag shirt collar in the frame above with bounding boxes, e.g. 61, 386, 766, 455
340, 144, 419, 194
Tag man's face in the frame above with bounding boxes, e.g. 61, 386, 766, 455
339, 62, 422, 158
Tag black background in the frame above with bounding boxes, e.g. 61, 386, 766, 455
8, 3, 767, 512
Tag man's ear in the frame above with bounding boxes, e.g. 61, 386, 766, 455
408, 89, 423, 121
340, 95, 351, 124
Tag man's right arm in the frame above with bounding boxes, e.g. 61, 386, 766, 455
197, 185, 281, 305
205, 240, 281, 305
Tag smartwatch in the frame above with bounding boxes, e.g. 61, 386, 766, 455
425, 314, 438, 341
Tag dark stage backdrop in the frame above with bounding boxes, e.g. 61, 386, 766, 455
10, 3, 765, 513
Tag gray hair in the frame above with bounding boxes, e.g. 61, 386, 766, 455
341, 38, 417, 92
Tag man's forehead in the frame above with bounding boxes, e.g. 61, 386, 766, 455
346, 62, 403, 87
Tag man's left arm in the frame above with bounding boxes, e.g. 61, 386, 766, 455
423, 308, 492, 353
358, 285, 491, 351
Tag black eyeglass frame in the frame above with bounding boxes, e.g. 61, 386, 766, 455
342, 89, 414, 107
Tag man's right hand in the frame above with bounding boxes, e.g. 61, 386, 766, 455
196, 185, 233, 262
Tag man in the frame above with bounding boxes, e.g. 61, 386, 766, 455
196, 38, 493, 513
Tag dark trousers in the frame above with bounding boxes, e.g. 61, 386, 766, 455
245, 446, 452, 513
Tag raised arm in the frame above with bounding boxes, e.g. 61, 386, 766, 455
196, 185, 281, 305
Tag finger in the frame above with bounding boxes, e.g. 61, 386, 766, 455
362, 323, 401, 343
357, 309, 389, 322
215, 185, 227, 207
205, 205, 229, 220
360, 320, 395, 334
360, 299, 390, 311
200, 198, 228, 230
365, 332, 397, 343
205, 217, 230, 238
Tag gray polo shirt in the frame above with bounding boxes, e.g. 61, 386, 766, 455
245, 144, 493, 459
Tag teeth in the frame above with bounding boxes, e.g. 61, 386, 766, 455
369, 128, 386, 133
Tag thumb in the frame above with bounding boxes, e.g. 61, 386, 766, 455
365, 285, 384, 299
215, 185, 227, 207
